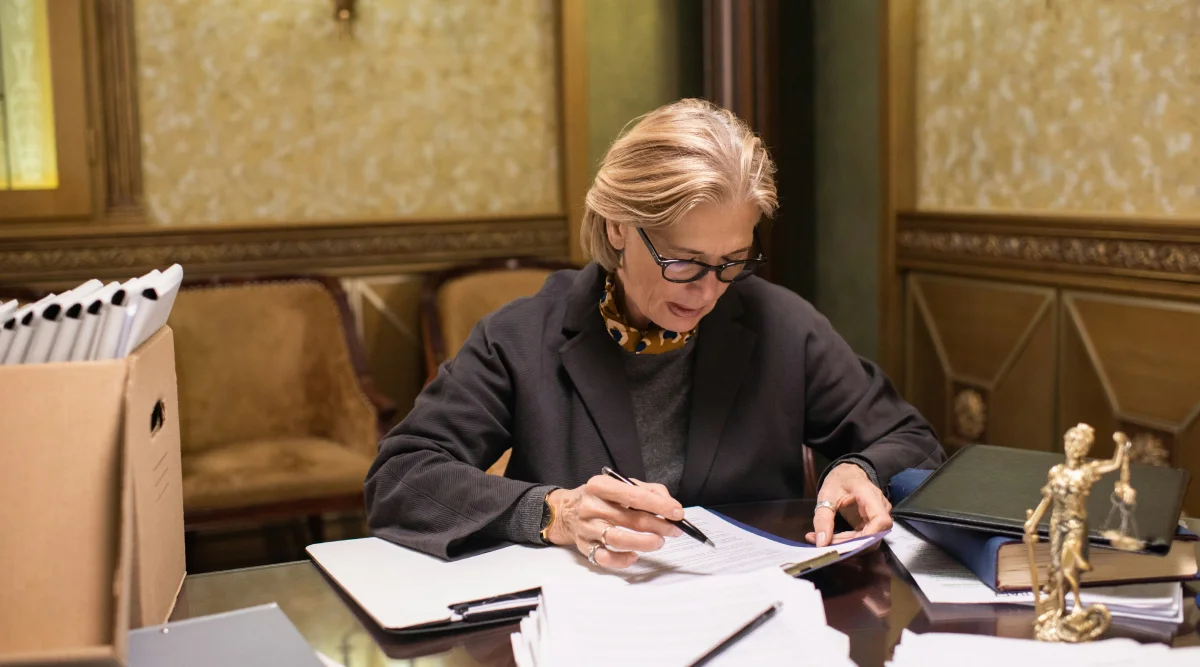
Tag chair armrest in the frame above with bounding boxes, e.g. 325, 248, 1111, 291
361, 376, 398, 436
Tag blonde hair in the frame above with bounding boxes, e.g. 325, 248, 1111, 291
581, 98, 778, 271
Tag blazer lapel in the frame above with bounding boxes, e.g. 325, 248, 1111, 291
678, 290, 755, 501
559, 265, 647, 480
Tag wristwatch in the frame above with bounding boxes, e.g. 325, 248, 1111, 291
538, 495, 557, 544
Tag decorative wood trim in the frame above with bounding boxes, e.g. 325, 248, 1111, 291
901, 229, 1200, 278
897, 207, 1200, 284
0, 216, 569, 285
950, 383, 988, 444
559, 0, 588, 265
901, 208, 1200, 235
95, 0, 144, 218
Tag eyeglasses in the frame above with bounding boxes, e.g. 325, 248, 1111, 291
636, 227, 766, 283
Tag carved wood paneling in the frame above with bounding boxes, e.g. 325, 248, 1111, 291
1060, 292, 1200, 514
901, 229, 1200, 278
897, 211, 1200, 284
906, 274, 1056, 452
905, 279, 946, 438
988, 304, 1055, 454
95, 0, 144, 217
0, 216, 569, 285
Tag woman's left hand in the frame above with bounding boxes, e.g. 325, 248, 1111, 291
805, 463, 892, 547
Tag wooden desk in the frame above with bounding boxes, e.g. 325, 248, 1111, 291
172, 500, 1200, 666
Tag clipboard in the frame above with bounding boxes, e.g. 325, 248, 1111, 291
305, 537, 588, 635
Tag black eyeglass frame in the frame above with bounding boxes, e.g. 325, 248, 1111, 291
636, 227, 767, 284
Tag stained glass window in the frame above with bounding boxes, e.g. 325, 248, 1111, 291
0, 0, 58, 191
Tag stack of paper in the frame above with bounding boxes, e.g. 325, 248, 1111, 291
885, 523, 1185, 624
0, 264, 182, 365
511, 568, 855, 667
888, 629, 1200, 666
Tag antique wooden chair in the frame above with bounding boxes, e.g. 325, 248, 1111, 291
169, 276, 395, 541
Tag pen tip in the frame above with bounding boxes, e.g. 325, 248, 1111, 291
705, 539, 716, 548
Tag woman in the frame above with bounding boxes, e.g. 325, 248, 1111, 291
365, 99, 945, 568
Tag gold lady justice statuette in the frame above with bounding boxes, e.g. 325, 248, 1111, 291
1022, 424, 1144, 643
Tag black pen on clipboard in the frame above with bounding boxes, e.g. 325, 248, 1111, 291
600, 466, 715, 548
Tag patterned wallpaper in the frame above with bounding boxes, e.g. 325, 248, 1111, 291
917, 0, 1200, 215
134, 0, 561, 225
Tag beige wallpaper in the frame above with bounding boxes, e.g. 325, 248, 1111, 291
135, 0, 561, 225
917, 0, 1200, 215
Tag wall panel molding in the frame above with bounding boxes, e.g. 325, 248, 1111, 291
905, 273, 1056, 452
898, 211, 1200, 282
1059, 291, 1200, 513
0, 216, 569, 284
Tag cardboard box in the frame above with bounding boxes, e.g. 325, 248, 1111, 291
0, 327, 186, 665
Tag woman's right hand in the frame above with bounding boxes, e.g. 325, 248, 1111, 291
544, 475, 685, 568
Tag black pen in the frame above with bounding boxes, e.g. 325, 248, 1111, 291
600, 466, 715, 547
687, 601, 783, 667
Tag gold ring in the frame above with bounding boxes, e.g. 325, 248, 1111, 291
600, 525, 613, 548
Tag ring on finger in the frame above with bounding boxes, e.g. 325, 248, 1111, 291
587, 542, 605, 565
815, 499, 836, 514
600, 524, 614, 549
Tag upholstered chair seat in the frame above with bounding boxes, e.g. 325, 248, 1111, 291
183, 436, 372, 511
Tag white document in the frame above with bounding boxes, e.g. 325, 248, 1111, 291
885, 523, 1183, 623
0, 301, 19, 361
619, 507, 885, 584
70, 281, 121, 362
20, 297, 66, 364
121, 263, 183, 356
44, 280, 105, 363
22, 279, 99, 364
888, 628, 1200, 667
307, 507, 884, 633
2, 294, 56, 365
91, 277, 144, 361
513, 568, 855, 667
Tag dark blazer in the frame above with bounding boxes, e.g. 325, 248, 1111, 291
365, 263, 945, 558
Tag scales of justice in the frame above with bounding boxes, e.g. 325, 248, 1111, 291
1022, 423, 1144, 643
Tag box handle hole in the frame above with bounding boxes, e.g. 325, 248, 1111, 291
150, 399, 166, 436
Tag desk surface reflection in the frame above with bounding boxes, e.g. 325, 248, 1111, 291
173, 500, 1200, 667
